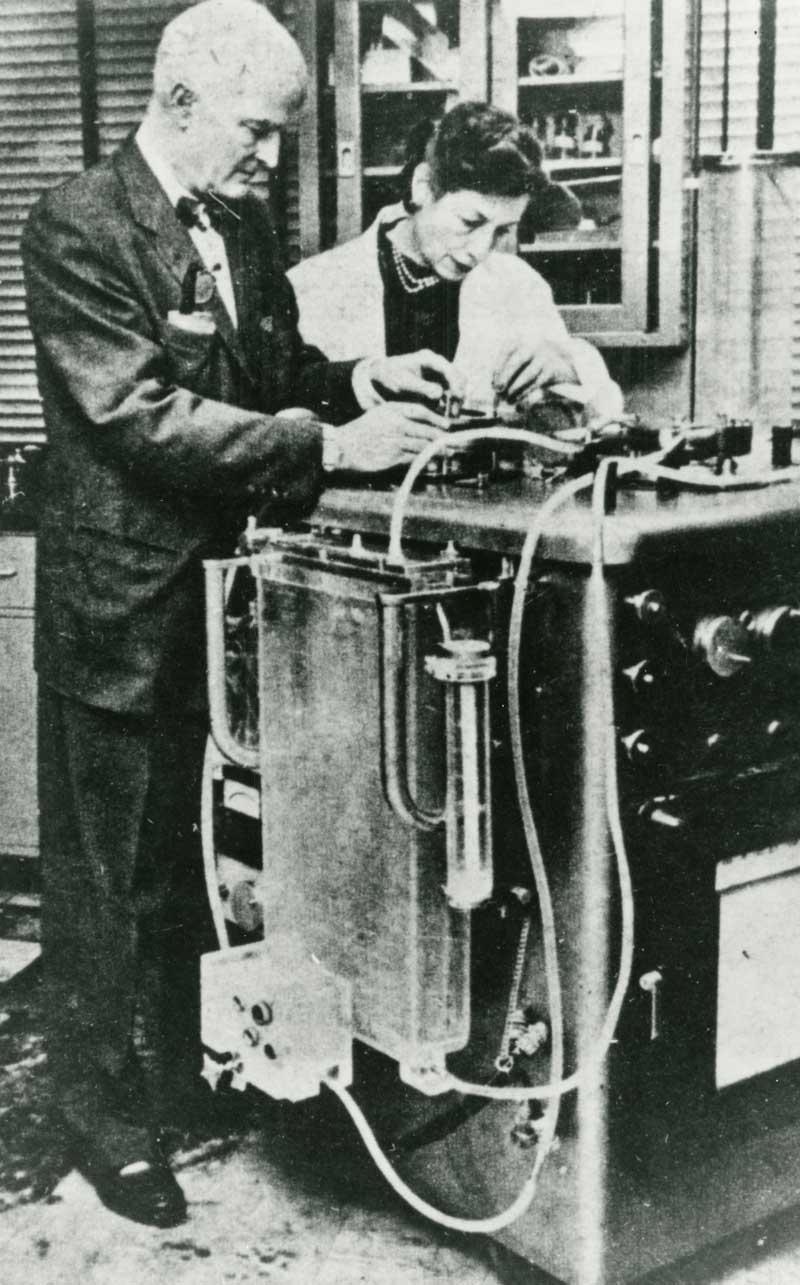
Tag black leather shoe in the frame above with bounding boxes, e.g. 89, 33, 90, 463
84, 1156, 188, 1228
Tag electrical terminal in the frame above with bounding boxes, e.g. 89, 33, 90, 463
399, 1058, 453, 1096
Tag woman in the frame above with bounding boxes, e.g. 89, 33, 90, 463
289, 101, 622, 423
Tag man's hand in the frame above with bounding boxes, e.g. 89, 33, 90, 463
359, 350, 464, 403
332, 402, 448, 474
494, 339, 579, 407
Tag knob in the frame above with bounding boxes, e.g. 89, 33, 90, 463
746, 605, 800, 657
763, 717, 800, 754
621, 728, 656, 768
626, 589, 668, 625
701, 729, 735, 764
251, 1001, 273, 1026
693, 615, 751, 678
230, 880, 263, 934
638, 797, 685, 830
621, 659, 658, 695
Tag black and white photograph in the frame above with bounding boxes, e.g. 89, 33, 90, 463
2, 1, 800, 1282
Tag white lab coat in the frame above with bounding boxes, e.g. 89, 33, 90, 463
288, 203, 623, 421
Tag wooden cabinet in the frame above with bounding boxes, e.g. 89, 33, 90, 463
299, 0, 689, 345
0, 535, 37, 858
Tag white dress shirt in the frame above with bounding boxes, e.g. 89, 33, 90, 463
135, 119, 238, 327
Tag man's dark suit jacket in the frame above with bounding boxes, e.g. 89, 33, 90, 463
22, 136, 359, 717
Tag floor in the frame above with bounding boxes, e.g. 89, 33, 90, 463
5, 922, 800, 1285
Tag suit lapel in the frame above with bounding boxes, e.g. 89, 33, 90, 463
114, 139, 254, 382
226, 206, 272, 386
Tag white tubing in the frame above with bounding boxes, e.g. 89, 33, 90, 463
445, 460, 635, 1102
631, 457, 800, 491
323, 470, 593, 1235
324, 1071, 554, 1236
201, 733, 231, 950
387, 427, 575, 564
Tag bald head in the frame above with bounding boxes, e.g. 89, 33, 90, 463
153, 0, 307, 110
144, 0, 307, 199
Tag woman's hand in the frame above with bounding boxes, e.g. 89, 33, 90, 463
331, 402, 448, 473
493, 339, 579, 406
359, 350, 464, 404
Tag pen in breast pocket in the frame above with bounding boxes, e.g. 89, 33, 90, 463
180, 262, 200, 314
170, 263, 216, 334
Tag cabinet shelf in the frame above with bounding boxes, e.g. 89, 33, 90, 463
518, 72, 622, 88
361, 80, 457, 93
513, 1, 625, 15
544, 157, 622, 172
520, 238, 620, 253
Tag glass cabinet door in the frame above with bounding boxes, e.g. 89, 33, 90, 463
323, 0, 487, 246
490, 0, 683, 341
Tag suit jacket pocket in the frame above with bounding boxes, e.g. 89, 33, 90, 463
162, 313, 218, 386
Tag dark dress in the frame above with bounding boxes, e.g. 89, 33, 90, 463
377, 217, 462, 361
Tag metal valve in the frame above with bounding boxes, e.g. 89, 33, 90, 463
639, 969, 663, 1041
201, 1052, 227, 1092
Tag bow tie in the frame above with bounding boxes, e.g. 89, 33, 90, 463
175, 194, 227, 233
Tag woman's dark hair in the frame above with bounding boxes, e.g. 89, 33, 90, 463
399, 100, 549, 211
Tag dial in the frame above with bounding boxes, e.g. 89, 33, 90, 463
693, 615, 752, 678
745, 605, 800, 658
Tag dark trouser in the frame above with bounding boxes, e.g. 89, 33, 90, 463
38, 685, 212, 1168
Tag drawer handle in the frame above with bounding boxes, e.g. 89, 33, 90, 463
0, 568, 18, 579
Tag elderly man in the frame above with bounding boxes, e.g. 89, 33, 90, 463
22, 0, 452, 1229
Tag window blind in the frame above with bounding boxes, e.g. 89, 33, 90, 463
774, 0, 800, 151
94, 0, 189, 158
698, 0, 760, 155
0, 0, 84, 435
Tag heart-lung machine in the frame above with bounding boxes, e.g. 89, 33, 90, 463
201, 432, 800, 1284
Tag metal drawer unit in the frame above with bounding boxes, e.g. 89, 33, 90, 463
0, 535, 37, 858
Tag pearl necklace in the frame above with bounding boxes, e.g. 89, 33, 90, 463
390, 243, 439, 294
